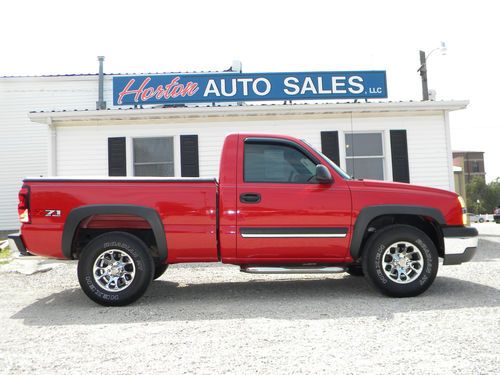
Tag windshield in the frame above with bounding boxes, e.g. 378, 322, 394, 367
301, 140, 352, 180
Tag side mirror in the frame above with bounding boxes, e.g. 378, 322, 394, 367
315, 164, 333, 184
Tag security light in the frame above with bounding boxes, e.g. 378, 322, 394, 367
439, 41, 447, 56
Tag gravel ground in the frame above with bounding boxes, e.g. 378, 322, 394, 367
0, 224, 499, 374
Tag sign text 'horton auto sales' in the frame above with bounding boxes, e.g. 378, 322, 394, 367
113, 71, 387, 106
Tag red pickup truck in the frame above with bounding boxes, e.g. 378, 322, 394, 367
9, 133, 478, 306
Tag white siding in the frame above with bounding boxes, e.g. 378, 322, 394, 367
349, 113, 451, 190
55, 112, 451, 190
0, 76, 102, 229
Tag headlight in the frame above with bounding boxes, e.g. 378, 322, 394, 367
458, 196, 467, 225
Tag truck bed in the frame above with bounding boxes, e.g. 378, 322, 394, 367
22, 177, 219, 262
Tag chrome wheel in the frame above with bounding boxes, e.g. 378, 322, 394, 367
93, 249, 136, 292
381, 241, 424, 284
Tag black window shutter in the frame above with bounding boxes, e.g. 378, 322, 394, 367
108, 137, 127, 176
180, 135, 200, 177
390, 130, 410, 183
320, 131, 340, 165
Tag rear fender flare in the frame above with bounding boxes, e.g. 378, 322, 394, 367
350, 205, 446, 260
62, 204, 167, 260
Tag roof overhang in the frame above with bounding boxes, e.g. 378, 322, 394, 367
29, 100, 469, 125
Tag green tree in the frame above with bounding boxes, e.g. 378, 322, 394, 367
466, 176, 500, 214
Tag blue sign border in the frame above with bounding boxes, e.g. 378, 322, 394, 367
113, 70, 387, 106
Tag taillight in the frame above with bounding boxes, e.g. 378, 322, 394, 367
458, 195, 467, 225
18, 186, 30, 224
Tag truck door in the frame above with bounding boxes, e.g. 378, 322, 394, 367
236, 136, 352, 261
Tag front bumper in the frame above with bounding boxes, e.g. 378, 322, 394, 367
7, 233, 31, 256
442, 226, 478, 265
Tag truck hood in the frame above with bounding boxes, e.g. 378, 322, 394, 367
346, 179, 463, 225
349, 179, 458, 198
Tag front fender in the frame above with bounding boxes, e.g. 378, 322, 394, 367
350, 205, 446, 259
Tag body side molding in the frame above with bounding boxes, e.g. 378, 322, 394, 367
350, 205, 446, 259
62, 204, 167, 260
240, 227, 348, 238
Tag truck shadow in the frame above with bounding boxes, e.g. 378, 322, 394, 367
11, 237, 500, 326
12, 275, 500, 326
472, 238, 500, 262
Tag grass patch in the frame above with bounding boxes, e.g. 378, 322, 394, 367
0, 241, 12, 264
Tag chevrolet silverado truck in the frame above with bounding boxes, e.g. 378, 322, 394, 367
9, 133, 478, 306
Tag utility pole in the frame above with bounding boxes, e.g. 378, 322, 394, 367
419, 50, 429, 101
418, 42, 446, 101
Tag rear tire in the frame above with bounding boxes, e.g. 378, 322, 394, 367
77, 232, 154, 306
362, 225, 439, 297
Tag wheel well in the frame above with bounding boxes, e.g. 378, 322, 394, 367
358, 214, 444, 258
70, 214, 160, 260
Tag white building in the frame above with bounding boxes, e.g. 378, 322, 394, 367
0, 66, 468, 231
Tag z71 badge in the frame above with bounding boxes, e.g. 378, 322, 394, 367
44, 209, 61, 217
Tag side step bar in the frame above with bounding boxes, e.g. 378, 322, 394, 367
240, 266, 346, 274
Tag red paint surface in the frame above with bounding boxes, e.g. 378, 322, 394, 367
19, 133, 464, 264
234, 134, 352, 262
22, 181, 218, 262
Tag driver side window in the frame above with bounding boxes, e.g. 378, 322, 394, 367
244, 142, 317, 183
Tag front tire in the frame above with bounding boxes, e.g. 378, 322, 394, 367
77, 232, 154, 306
362, 225, 439, 297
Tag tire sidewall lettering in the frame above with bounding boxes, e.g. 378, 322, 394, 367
78, 232, 154, 306
374, 244, 388, 284
363, 225, 439, 297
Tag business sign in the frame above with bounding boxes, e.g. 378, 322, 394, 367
113, 71, 387, 106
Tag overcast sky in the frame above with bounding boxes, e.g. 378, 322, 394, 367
2, 0, 498, 180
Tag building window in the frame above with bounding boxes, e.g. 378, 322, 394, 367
471, 160, 480, 173
133, 137, 174, 177
244, 142, 317, 183
345, 132, 384, 180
